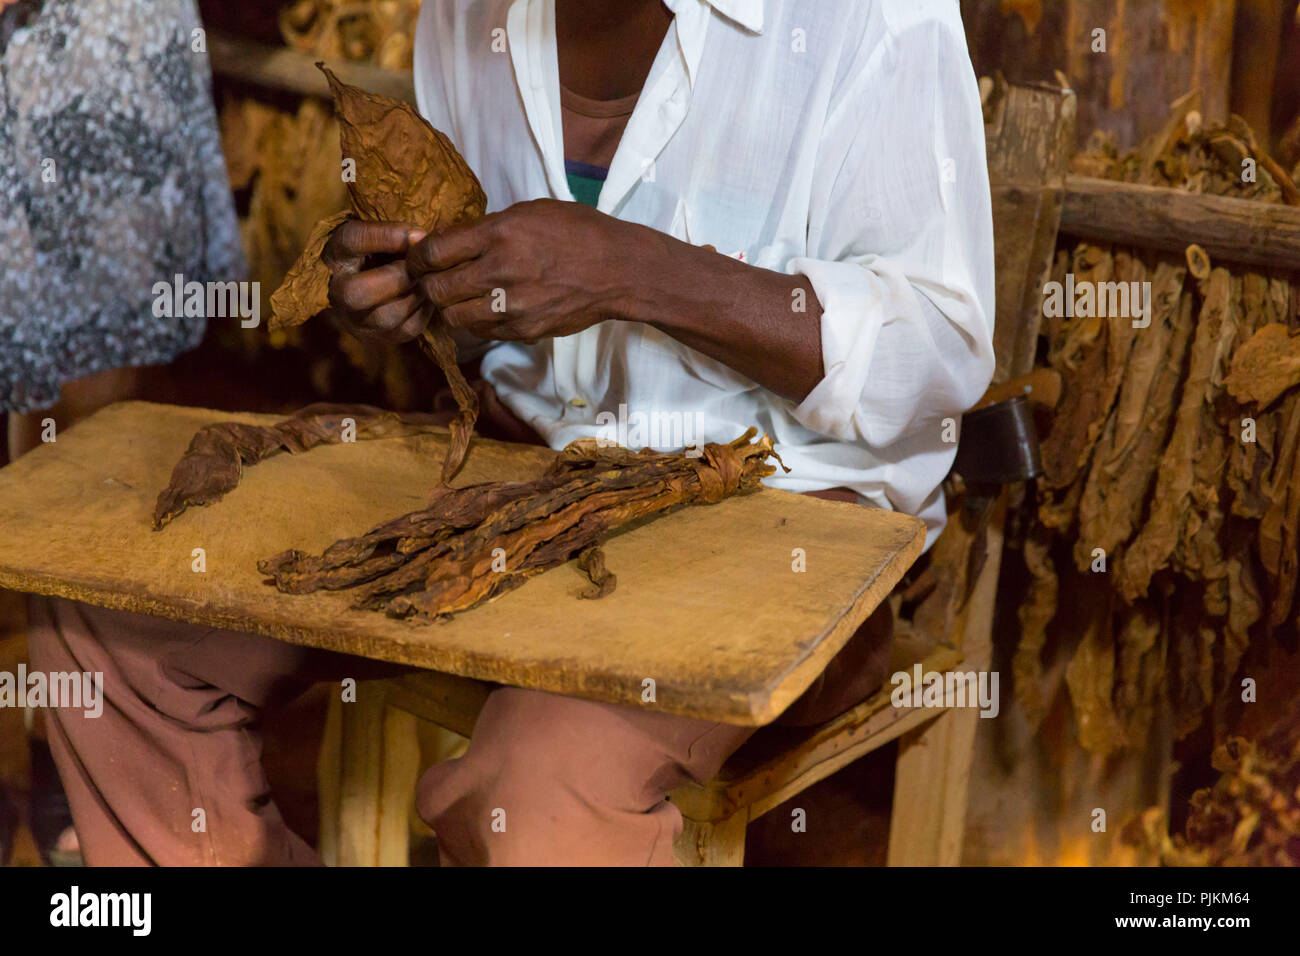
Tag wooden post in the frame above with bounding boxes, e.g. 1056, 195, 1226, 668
888, 500, 1003, 865
318, 681, 421, 867
985, 82, 1077, 383
675, 813, 748, 867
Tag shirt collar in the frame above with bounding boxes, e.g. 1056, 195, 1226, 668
663, 0, 764, 34
702, 0, 764, 33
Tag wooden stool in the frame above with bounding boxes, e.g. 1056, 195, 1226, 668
317, 604, 989, 866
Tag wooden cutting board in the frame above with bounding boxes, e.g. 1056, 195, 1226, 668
0, 402, 926, 724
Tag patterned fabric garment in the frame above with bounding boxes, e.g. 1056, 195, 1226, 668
0, 0, 244, 413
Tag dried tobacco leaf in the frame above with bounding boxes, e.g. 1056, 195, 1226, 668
575, 545, 616, 600
268, 65, 488, 482
417, 317, 477, 485
1113, 598, 1162, 747
1039, 244, 1119, 490
1260, 396, 1300, 630
1177, 269, 1238, 583
1096, 256, 1173, 467
1118, 271, 1231, 602
152, 405, 447, 529
1226, 276, 1286, 520
1011, 523, 1056, 728
260, 429, 783, 621
1064, 584, 1124, 756
268, 209, 352, 330
1222, 542, 1262, 700
1168, 586, 1217, 740
1223, 322, 1300, 409
322, 65, 486, 230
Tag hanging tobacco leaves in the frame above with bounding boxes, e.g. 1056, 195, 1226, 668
258, 430, 783, 621
1118, 265, 1235, 601
269, 65, 487, 483
1014, 105, 1300, 753
1123, 699, 1300, 866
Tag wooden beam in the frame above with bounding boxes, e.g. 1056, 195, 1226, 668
207, 31, 415, 104
669, 646, 963, 822
1061, 176, 1300, 272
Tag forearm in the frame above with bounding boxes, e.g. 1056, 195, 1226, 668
615, 224, 824, 404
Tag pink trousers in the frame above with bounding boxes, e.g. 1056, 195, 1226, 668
26, 595, 891, 866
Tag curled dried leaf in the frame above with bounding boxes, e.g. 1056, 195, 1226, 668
576, 545, 617, 600
269, 209, 353, 331
418, 320, 479, 484
153, 405, 447, 530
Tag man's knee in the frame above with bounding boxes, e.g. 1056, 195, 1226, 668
417, 688, 690, 862
457, 688, 656, 803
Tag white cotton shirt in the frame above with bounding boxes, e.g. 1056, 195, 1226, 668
413, 0, 996, 547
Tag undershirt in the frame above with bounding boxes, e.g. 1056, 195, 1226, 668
560, 82, 638, 208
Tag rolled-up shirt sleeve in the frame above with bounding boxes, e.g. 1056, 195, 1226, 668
787, 5, 996, 459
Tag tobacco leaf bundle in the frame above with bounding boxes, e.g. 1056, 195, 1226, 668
258, 429, 782, 621
152, 404, 447, 529
269, 65, 486, 483
1117, 266, 1236, 601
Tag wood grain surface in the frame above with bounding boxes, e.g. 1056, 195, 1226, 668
0, 402, 925, 725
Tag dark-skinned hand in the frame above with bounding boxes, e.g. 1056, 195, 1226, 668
404, 198, 651, 343
321, 219, 429, 344
326, 198, 823, 402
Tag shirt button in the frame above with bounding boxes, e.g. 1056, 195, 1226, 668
568, 397, 587, 408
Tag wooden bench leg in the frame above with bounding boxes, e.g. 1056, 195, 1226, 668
675, 812, 748, 867
318, 683, 421, 866
887, 498, 1004, 865
887, 707, 979, 865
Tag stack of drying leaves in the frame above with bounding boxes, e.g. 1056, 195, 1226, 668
257, 431, 782, 621
1015, 93, 1300, 754
1123, 700, 1300, 866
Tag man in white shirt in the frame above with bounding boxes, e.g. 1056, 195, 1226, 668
328, 0, 995, 545
30, 0, 994, 867
319, 0, 994, 865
